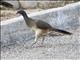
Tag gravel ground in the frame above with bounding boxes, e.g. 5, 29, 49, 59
1, 28, 80, 60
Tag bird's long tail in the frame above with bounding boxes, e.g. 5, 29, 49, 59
51, 28, 72, 35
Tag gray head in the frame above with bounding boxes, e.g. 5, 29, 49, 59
17, 10, 28, 18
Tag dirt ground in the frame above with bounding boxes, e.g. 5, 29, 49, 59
1, 9, 43, 21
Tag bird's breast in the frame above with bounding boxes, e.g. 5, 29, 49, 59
32, 27, 50, 36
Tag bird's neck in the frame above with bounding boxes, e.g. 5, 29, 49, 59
21, 13, 31, 26
21, 13, 29, 20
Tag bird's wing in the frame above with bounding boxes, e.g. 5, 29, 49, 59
36, 20, 52, 29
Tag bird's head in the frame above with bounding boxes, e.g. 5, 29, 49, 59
17, 10, 25, 14
16, 10, 28, 18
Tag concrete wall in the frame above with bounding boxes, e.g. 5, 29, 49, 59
1, 2, 80, 47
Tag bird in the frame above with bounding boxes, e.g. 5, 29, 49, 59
17, 10, 72, 47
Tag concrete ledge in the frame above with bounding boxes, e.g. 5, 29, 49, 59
1, 2, 80, 47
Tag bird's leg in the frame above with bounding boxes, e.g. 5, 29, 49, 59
41, 36, 45, 45
31, 34, 39, 47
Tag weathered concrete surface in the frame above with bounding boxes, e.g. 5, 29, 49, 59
1, 2, 80, 60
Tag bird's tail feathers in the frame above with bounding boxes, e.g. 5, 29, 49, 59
51, 28, 72, 35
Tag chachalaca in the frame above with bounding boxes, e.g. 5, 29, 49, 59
17, 10, 72, 46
